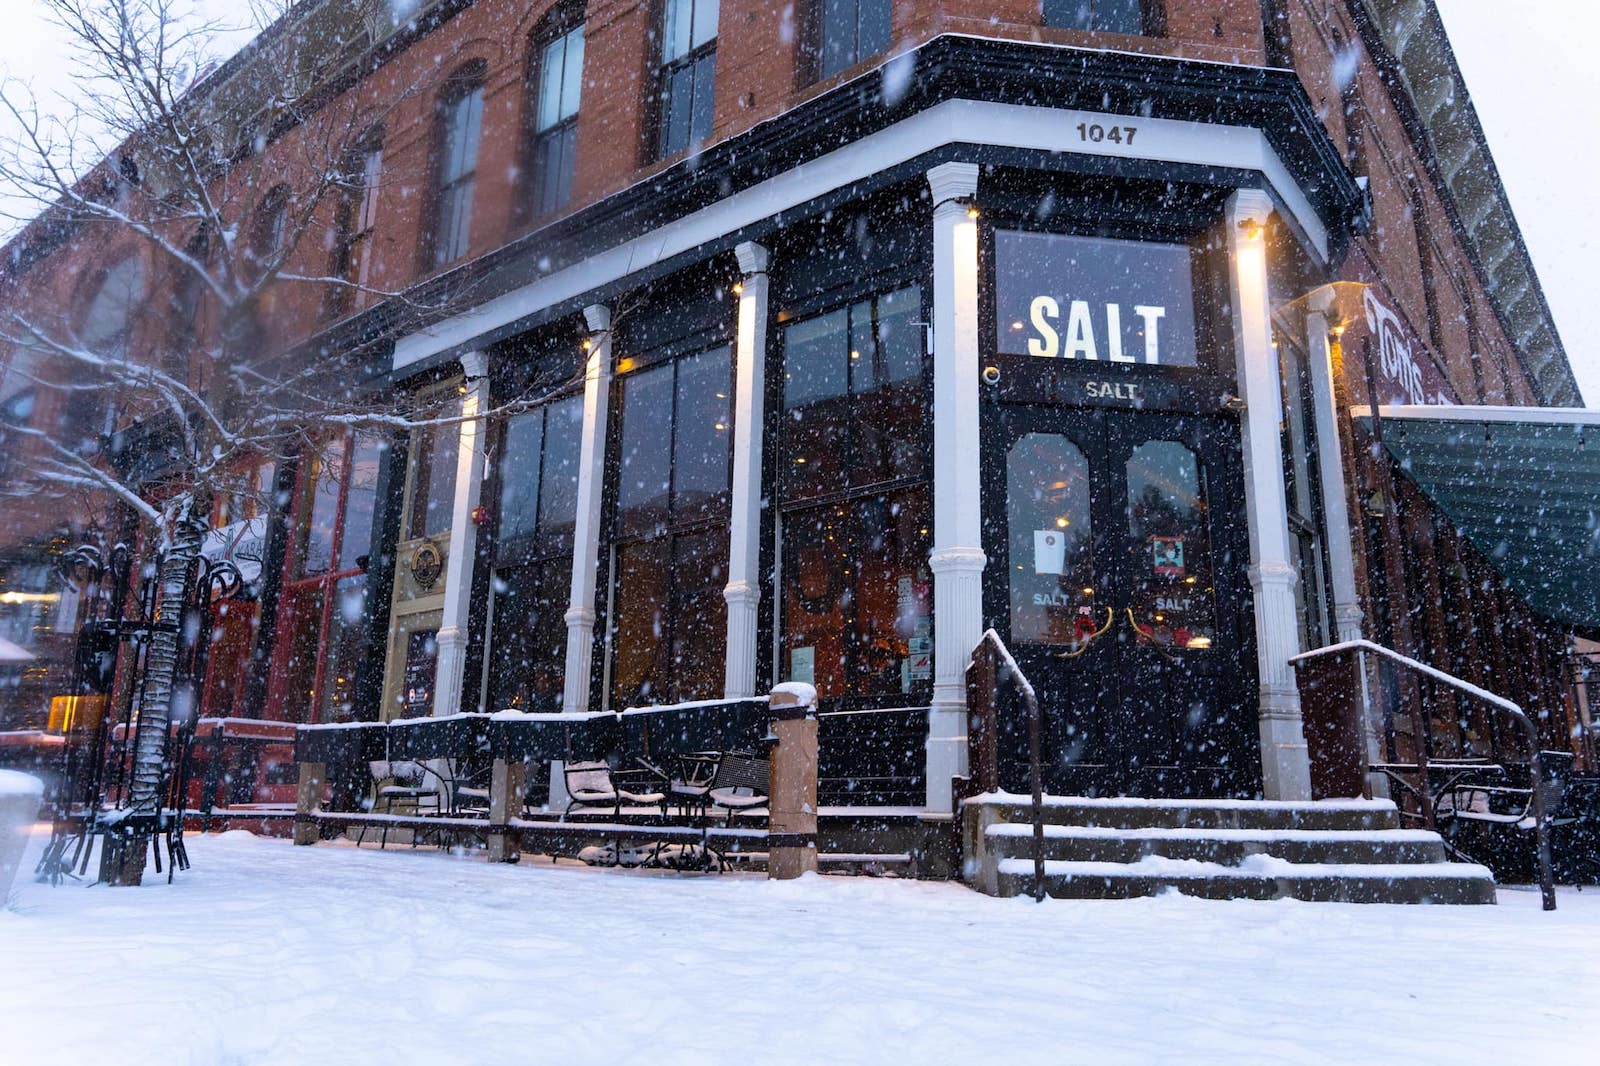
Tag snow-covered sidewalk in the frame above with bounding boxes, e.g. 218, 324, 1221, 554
2, 830, 1596, 1065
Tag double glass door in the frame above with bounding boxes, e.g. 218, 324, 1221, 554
989, 406, 1255, 797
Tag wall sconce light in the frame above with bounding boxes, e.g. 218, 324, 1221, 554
966, 204, 981, 220
1237, 217, 1265, 241
732, 281, 744, 295
580, 338, 593, 352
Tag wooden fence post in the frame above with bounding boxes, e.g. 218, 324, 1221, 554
293, 761, 325, 846
767, 683, 819, 879
488, 757, 525, 863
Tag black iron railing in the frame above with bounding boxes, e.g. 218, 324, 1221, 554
1291, 638, 1556, 911
967, 629, 1045, 902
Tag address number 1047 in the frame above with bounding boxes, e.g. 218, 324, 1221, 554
1076, 122, 1138, 145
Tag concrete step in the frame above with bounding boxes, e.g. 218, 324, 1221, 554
985, 823, 1448, 866
976, 793, 1401, 832
993, 856, 1497, 905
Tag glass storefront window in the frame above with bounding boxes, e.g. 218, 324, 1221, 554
1007, 433, 1096, 645
782, 285, 922, 500
1124, 441, 1216, 648
608, 345, 732, 707
781, 488, 931, 700
778, 285, 930, 703
487, 393, 583, 710
275, 431, 384, 723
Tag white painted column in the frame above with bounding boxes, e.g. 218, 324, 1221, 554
431, 350, 488, 720
724, 242, 769, 698
926, 162, 986, 812
1227, 190, 1311, 800
1305, 290, 1364, 646
561, 304, 613, 715
1306, 291, 1385, 794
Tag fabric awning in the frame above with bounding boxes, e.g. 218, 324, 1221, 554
1352, 404, 1600, 629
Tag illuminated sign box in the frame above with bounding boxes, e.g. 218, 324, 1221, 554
995, 231, 1199, 368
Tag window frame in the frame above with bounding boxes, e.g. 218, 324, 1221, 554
430, 64, 487, 268
1041, 0, 1163, 37
773, 280, 934, 709
525, 8, 586, 219
269, 432, 383, 724
327, 133, 384, 318
603, 339, 736, 708
654, 0, 719, 160
807, 0, 892, 83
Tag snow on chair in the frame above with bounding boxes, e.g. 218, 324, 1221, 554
363, 760, 445, 849
561, 760, 666, 820
707, 752, 769, 825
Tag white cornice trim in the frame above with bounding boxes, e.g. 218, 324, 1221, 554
394, 98, 1328, 372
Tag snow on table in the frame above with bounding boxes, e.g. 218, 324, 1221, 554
1, 828, 1596, 1066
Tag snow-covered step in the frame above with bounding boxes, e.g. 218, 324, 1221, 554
963, 794, 1496, 904
992, 855, 1497, 905
978, 792, 1401, 832
984, 823, 1448, 866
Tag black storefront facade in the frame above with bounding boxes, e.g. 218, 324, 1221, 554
317, 37, 1373, 813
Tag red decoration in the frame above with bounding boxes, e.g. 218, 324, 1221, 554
470, 505, 490, 527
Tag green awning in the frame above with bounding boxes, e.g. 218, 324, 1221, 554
1352, 405, 1600, 630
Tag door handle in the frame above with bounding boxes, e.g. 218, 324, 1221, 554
1058, 607, 1113, 659
1125, 608, 1181, 662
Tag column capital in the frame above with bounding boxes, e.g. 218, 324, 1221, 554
1247, 561, 1299, 592
734, 241, 769, 276
926, 161, 979, 207
564, 606, 596, 628
723, 579, 761, 608
929, 545, 988, 575
458, 349, 488, 381
1227, 187, 1275, 228
583, 303, 611, 333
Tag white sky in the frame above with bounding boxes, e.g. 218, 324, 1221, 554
0, 1, 1594, 406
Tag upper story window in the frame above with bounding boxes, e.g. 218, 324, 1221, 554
250, 184, 291, 274
656, 0, 718, 159
1043, 0, 1154, 35
328, 136, 383, 317
433, 67, 485, 267
528, 7, 585, 217
811, 0, 891, 81
81, 256, 147, 356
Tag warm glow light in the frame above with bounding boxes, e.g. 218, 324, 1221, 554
581, 338, 593, 351
1184, 576, 1196, 584
795, 457, 807, 464
1010, 321, 1025, 331
1081, 587, 1094, 596
1187, 636, 1213, 649
1237, 217, 1265, 241
732, 281, 744, 295
966, 205, 980, 219
849, 349, 861, 360
1055, 517, 1069, 528
0, 591, 58, 604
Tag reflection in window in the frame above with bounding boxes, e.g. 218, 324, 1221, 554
609, 346, 732, 706
434, 77, 484, 265
813, 0, 890, 80
488, 393, 583, 710
782, 285, 922, 500
1007, 434, 1095, 645
409, 418, 460, 540
657, 0, 718, 157
1043, 0, 1148, 34
782, 488, 930, 700
1125, 441, 1216, 648
778, 285, 929, 703
529, 12, 584, 216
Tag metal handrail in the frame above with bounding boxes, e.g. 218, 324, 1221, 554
1290, 638, 1555, 911
972, 629, 1045, 902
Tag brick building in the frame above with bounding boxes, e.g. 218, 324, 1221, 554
1, 1, 1593, 822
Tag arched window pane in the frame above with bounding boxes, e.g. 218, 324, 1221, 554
1125, 441, 1216, 648
1007, 434, 1095, 645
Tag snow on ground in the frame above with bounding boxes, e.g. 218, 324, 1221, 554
2, 829, 1597, 1066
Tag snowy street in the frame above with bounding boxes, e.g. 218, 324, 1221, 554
2, 830, 1596, 1065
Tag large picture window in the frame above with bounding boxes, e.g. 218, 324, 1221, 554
656, 0, 718, 158
608, 345, 733, 707
486, 394, 583, 711
433, 72, 485, 266
811, 0, 890, 81
528, 8, 584, 217
275, 433, 384, 723
778, 285, 931, 702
